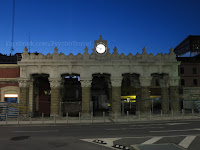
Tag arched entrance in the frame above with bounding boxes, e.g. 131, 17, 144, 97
91, 74, 111, 116
32, 74, 50, 116
121, 73, 140, 115
61, 74, 81, 116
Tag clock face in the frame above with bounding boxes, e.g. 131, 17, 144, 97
96, 44, 106, 54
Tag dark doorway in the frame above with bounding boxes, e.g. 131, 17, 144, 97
33, 74, 50, 116
61, 74, 81, 116
91, 74, 111, 116
121, 74, 139, 115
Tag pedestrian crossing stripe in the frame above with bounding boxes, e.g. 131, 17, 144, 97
81, 135, 197, 150
132, 143, 186, 150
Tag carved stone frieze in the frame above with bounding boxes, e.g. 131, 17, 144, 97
111, 78, 122, 87
140, 77, 152, 87
168, 77, 180, 86
80, 80, 92, 87
18, 78, 30, 88
49, 78, 61, 88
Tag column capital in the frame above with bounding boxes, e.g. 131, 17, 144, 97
49, 78, 62, 88
139, 77, 152, 87
111, 77, 122, 87
18, 78, 30, 88
80, 80, 92, 87
168, 77, 180, 86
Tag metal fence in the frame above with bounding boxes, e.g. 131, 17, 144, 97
1, 99, 200, 124
0, 102, 20, 121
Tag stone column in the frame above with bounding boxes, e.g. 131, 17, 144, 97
18, 78, 30, 116
108, 82, 112, 113
169, 77, 180, 113
80, 79, 92, 117
49, 78, 61, 117
111, 78, 122, 116
28, 79, 34, 115
139, 77, 152, 114
134, 80, 141, 112
159, 79, 169, 114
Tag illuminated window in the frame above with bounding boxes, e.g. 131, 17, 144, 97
4, 94, 18, 103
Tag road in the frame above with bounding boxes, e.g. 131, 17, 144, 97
1, 119, 200, 150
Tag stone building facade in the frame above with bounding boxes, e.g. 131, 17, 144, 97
0, 54, 20, 104
16, 36, 180, 116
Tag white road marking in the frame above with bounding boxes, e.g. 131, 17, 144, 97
123, 127, 164, 129
81, 134, 199, 149
106, 129, 119, 131
81, 138, 121, 149
141, 137, 163, 144
106, 127, 164, 131
150, 128, 200, 133
12, 130, 59, 133
98, 138, 121, 147
179, 136, 196, 148
129, 123, 189, 127
166, 123, 189, 125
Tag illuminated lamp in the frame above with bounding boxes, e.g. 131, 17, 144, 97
4, 94, 18, 98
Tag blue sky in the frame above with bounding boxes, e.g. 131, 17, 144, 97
0, 0, 200, 55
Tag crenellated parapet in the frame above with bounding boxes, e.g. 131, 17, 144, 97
21, 46, 177, 62
18, 36, 180, 80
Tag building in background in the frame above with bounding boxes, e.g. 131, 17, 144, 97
174, 35, 200, 57
0, 54, 20, 104
175, 36, 200, 111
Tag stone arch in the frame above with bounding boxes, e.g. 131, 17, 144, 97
1, 86, 19, 102
60, 73, 81, 116
30, 73, 51, 116
121, 73, 140, 114
91, 73, 111, 116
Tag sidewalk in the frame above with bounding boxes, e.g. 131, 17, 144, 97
1, 114, 200, 125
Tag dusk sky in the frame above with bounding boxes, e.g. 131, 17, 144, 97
0, 0, 200, 55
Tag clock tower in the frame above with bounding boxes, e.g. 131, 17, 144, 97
92, 35, 110, 55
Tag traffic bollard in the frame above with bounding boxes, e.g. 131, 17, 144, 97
17, 112, 19, 124
149, 110, 152, 120
79, 112, 81, 123
42, 113, 44, 124
54, 113, 56, 124
115, 112, 117, 122
103, 111, 105, 123
29, 112, 32, 124
192, 109, 194, 117
6, 113, 7, 125
127, 111, 129, 122
138, 111, 140, 120
91, 112, 93, 123
66, 112, 68, 123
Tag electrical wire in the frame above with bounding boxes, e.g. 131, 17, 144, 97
11, 0, 15, 54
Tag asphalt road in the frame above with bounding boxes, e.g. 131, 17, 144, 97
1, 119, 200, 150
